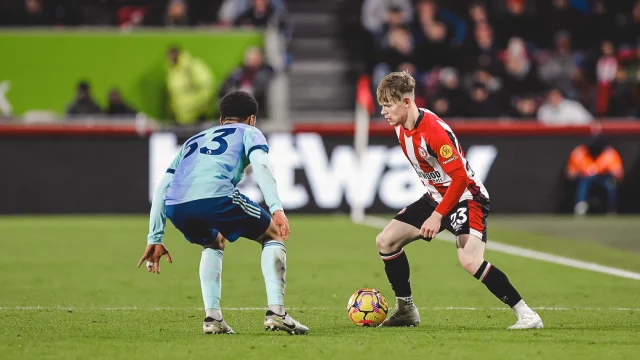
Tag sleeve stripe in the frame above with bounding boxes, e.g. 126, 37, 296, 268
166, 169, 175, 174
247, 144, 269, 158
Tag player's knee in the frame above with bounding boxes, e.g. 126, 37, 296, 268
205, 241, 225, 251
205, 235, 226, 250
376, 231, 399, 253
256, 227, 284, 245
458, 253, 482, 274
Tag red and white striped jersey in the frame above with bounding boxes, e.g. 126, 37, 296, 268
395, 108, 490, 204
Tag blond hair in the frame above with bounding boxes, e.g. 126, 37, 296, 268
376, 71, 416, 104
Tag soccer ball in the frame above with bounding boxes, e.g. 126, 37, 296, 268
346, 288, 389, 326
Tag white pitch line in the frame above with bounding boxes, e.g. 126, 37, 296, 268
358, 215, 640, 281
0, 306, 638, 311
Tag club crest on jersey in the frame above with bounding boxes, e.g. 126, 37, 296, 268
440, 145, 453, 158
418, 146, 428, 159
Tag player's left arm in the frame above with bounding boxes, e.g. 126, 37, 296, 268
420, 129, 469, 239
244, 128, 289, 239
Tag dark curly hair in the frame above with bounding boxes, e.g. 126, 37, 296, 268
219, 91, 259, 121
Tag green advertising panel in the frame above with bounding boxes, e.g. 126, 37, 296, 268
0, 29, 263, 120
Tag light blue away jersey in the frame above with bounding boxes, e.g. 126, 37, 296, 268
164, 123, 269, 205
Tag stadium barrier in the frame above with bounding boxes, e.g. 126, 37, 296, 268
2, 121, 640, 215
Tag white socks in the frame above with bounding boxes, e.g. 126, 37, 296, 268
205, 309, 222, 320
261, 241, 287, 313
512, 299, 534, 316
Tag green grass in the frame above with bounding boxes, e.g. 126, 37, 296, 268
1, 215, 640, 359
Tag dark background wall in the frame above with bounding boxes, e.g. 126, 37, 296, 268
2, 132, 638, 214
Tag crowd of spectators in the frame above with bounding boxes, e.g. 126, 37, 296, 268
0, 0, 290, 34
363, 0, 640, 122
0, 0, 285, 124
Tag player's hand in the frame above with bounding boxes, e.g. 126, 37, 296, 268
420, 212, 442, 239
272, 210, 290, 240
137, 244, 172, 274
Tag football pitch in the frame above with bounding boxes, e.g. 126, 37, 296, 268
1, 215, 639, 359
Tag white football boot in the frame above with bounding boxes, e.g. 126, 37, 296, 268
264, 310, 310, 335
508, 311, 544, 330
203, 317, 235, 334
378, 298, 420, 327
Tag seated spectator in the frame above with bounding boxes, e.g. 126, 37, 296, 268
166, 0, 188, 26
107, 89, 137, 116
467, 1, 490, 26
184, 0, 224, 26
431, 67, 467, 117
234, 0, 288, 31
414, 21, 453, 71
1, 0, 55, 26
412, 0, 467, 47
372, 27, 415, 86
583, 0, 617, 47
499, 37, 546, 99
166, 46, 214, 125
510, 96, 539, 118
607, 69, 638, 118
538, 31, 579, 99
463, 82, 506, 118
430, 96, 451, 117
361, 0, 413, 35
378, 6, 411, 50
567, 134, 624, 215
461, 22, 501, 74
537, 88, 593, 124
594, 40, 619, 116
118, 5, 149, 29
464, 68, 507, 107
466, 69, 503, 94
571, 68, 596, 113
67, 81, 103, 116
218, 47, 274, 118
219, 0, 287, 25
115, 1, 172, 27
493, 0, 539, 48
544, 0, 586, 49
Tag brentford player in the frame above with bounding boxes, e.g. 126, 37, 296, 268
375, 71, 543, 330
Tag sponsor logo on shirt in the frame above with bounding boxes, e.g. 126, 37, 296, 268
440, 145, 453, 158
442, 155, 458, 165
418, 146, 428, 159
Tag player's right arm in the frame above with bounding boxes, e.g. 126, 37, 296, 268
420, 125, 468, 239
137, 147, 182, 273
147, 147, 183, 244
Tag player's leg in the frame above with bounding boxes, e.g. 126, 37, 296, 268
376, 196, 437, 327
166, 200, 235, 334
574, 175, 594, 215
457, 234, 543, 329
452, 201, 543, 330
254, 221, 309, 334
223, 190, 308, 334
200, 232, 235, 334
376, 219, 421, 301
597, 174, 617, 214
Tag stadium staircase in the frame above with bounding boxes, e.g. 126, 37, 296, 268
286, 0, 364, 121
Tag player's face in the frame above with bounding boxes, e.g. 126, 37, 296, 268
380, 100, 408, 126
